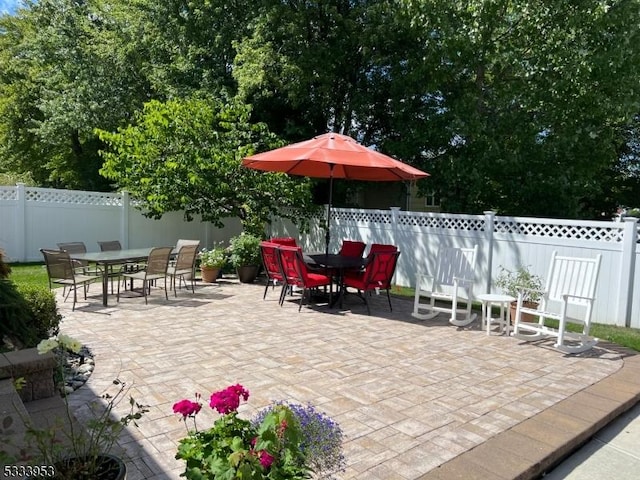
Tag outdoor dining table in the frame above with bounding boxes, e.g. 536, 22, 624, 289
304, 253, 366, 308
68, 247, 156, 307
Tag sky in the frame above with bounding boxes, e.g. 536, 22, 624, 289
0, 0, 20, 16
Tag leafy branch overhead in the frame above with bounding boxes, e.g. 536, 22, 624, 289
96, 97, 317, 233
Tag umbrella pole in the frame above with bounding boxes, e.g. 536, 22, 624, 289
325, 166, 334, 256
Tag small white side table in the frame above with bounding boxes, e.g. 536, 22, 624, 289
477, 294, 515, 336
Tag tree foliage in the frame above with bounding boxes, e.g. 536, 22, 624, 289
97, 96, 317, 234
0, 0, 152, 189
0, 0, 639, 219
397, 0, 640, 217
233, 0, 640, 218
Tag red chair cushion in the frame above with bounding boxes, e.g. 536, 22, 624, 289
305, 272, 332, 288
270, 237, 297, 247
277, 246, 332, 289
344, 251, 399, 291
340, 240, 366, 257
343, 272, 366, 290
260, 242, 284, 281
369, 244, 397, 254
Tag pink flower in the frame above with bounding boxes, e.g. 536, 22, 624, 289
258, 450, 274, 468
209, 384, 250, 414
173, 399, 202, 417
278, 419, 287, 438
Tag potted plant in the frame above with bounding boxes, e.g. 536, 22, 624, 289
495, 265, 544, 323
173, 384, 345, 479
198, 245, 227, 283
1, 334, 148, 480
229, 233, 262, 283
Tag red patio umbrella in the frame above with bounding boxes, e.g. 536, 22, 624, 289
242, 132, 430, 254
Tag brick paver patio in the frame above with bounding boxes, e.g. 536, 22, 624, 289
44, 277, 637, 480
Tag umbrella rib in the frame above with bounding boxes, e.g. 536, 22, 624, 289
284, 160, 310, 176
284, 160, 336, 177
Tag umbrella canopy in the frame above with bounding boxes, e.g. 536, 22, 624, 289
242, 132, 429, 181
242, 132, 429, 253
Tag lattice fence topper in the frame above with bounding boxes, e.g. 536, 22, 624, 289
24, 188, 122, 206
398, 212, 485, 231
494, 218, 624, 242
0, 187, 17, 201
334, 209, 393, 224
279, 207, 324, 221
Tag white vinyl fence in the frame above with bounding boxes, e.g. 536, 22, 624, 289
0, 184, 243, 263
1, 184, 638, 327
270, 207, 639, 328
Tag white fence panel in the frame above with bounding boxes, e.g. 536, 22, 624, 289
0, 185, 241, 262
633, 249, 640, 325
394, 210, 486, 288
128, 209, 200, 249
270, 206, 639, 328
3, 185, 638, 328
489, 216, 628, 329
0, 187, 19, 260
31, 189, 123, 254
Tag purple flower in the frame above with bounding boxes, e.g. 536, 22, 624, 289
252, 401, 345, 476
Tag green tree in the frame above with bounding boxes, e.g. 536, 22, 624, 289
233, 0, 373, 140
234, 0, 640, 217
2, 0, 638, 219
131, 0, 254, 98
398, 0, 640, 218
97, 96, 317, 234
0, 0, 152, 190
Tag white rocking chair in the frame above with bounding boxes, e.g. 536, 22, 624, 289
513, 251, 602, 354
412, 245, 478, 326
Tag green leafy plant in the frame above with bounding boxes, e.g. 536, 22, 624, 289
16, 284, 63, 341
495, 265, 544, 303
253, 402, 345, 479
0, 334, 148, 479
198, 245, 227, 269
174, 385, 314, 479
0, 248, 11, 279
0, 250, 62, 350
229, 233, 262, 268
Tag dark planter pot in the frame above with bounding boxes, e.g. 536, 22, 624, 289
27, 454, 126, 480
236, 265, 259, 283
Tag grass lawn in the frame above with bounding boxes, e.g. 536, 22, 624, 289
9, 263, 640, 353
7, 262, 50, 289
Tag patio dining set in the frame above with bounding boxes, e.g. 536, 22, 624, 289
40, 239, 201, 309
260, 237, 401, 315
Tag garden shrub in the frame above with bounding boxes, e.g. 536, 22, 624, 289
16, 284, 62, 340
0, 250, 61, 349
0, 254, 10, 279
0, 278, 38, 349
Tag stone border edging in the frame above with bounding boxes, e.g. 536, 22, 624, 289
0, 348, 56, 402
418, 343, 640, 480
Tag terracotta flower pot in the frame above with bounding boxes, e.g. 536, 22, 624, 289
510, 301, 540, 325
200, 266, 221, 283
